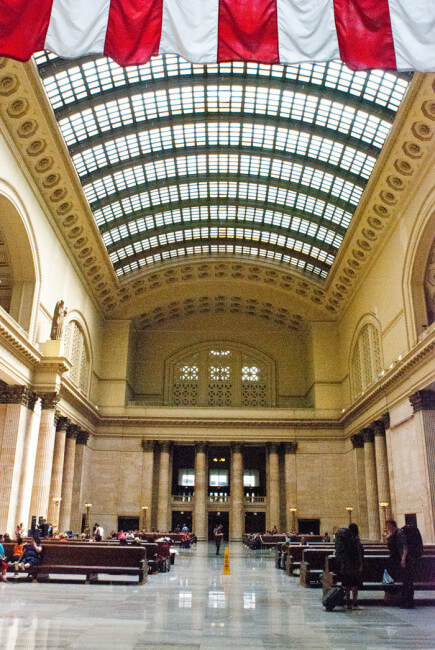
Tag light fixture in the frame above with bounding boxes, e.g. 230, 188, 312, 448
345, 506, 353, 524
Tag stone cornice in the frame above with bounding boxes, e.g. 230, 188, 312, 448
59, 376, 100, 426
0, 308, 41, 365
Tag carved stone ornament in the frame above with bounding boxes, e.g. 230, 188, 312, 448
285, 441, 298, 454
380, 412, 391, 430
351, 434, 364, 449
76, 429, 90, 445
141, 439, 155, 452
362, 427, 374, 444
66, 424, 81, 439
409, 390, 435, 413
230, 442, 243, 454
0, 381, 33, 407
372, 420, 386, 437
55, 416, 70, 433
50, 299, 67, 340
160, 440, 172, 452
38, 392, 60, 410
195, 441, 208, 453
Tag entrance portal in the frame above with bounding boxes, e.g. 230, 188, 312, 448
118, 516, 139, 532
172, 510, 192, 532
208, 511, 229, 541
245, 511, 265, 533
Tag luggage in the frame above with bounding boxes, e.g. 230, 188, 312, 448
322, 586, 344, 611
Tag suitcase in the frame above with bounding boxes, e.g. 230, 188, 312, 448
322, 586, 344, 611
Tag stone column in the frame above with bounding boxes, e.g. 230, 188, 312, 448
157, 441, 171, 532
70, 430, 89, 533
58, 424, 80, 533
268, 442, 280, 532
0, 383, 33, 534
230, 442, 244, 541
363, 427, 380, 540
140, 440, 155, 531
373, 419, 392, 535
193, 442, 208, 541
410, 390, 435, 540
29, 392, 60, 522
47, 417, 69, 525
16, 394, 41, 530
351, 433, 369, 538
284, 442, 298, 532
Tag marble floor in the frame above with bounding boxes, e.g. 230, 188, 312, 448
0, 543, 434, 649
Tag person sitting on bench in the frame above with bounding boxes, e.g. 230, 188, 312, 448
15, 536, 42, 573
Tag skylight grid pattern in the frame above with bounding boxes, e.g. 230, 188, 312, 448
109, 227, 335, 272
94, 186, 352, 230
71, 126, 376, 181
115, 244, 329, 279
83, 154, 364, 206
102, 204, 344, 249
37, 53, 409, 114
56, 85, 392, 152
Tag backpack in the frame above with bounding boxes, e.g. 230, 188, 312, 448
335, 527, 357, 561
401, 525, 423, 559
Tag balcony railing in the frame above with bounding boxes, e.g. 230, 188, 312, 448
244, 495, 266, 504
172, 494, 194, 503
209, 494, 229, 503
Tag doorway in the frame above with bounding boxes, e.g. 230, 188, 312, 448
298, 518, 320, 535
118, 516, 139, 532
245, 511, 265, 533
208, 511, 229, 541
172, 510, 193, 532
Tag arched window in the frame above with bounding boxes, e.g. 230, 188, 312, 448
64, 320, 91, 395
166, 343, 274, 407
350, 322, 382, 400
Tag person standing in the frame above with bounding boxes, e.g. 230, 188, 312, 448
335, 523, 364, 609
214, 524, 224, 555
386, 520, 423, 608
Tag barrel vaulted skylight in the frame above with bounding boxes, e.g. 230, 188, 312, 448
35, 52, 410, 281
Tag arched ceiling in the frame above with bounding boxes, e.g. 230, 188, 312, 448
35, 52, 410, 291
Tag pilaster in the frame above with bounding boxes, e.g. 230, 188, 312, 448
267, 442, 280, 532
157, 441, 172, 532
58, 424, 80, 533
362, 427, 380, 540
193, 442, 208, 541
230, 442, 244, 541
410, 390, 435, 541
140, 440, 155, 531
284, 442, 298, 531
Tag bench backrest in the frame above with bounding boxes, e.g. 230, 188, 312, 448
38, 544, 147, 568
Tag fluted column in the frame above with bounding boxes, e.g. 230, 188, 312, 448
230, 442, 244, 541
29, 392, 60, 521
373, 419, 392, 534
363, 427, 380, 540
157, 441, 171, 532
58, 425, 79, 533
0, 384, 33, 534
351, 433, 369, 538
284, 442, 298, 531
194, 442, 208, 541
410, 390, 435, 541
70, 430, 89, 533
47, 417, 69, 524
140, 440, 155, 531
268, 442, 280, 532
16, 394, 41, 530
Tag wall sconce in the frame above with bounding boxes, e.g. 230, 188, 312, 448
345, 506, 353, 524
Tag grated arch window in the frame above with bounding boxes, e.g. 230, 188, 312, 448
63, 320, 91, 395
351, 322, 382, 400
167, 343, 274, 407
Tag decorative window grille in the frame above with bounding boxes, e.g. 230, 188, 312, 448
351, 322, 382, 400
167, 343, 274, 406
63, 320, 91, 395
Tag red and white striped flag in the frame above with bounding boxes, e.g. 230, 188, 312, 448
0, 0, 434, 71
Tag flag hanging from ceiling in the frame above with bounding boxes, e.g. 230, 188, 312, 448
0, 0, 434, 71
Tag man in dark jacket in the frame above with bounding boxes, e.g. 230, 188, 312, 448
386, 520, 422, 608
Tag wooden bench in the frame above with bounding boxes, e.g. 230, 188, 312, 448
321, 553, 435, 601
300, 548, 334, 587
3, 543, 148, 584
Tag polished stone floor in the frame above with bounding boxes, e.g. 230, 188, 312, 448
0, 543, 434, 649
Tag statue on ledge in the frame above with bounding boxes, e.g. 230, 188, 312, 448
50, 300, 67, 340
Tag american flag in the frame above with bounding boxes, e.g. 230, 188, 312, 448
0, 0, 434, 71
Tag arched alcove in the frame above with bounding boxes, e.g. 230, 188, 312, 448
0, 192, 39, 333
349, 314, 383, 401
63, 314, 92, 396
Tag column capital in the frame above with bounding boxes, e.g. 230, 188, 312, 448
351, 433, 364, 449
284, 441, 298, 454
55, 416, 70, 433
372, 420, 386, 437
362, 427, 374, 444
230, 442, 243, 454
195, 441, 208, 453
159, 440, 172, 452
410, 390, 435, 413
66, 424, 81, 439
141, 439, 155, 452
38, 391, 60, 410
380, 412, 390, 430
0, 381, 33, 407
267, 442, 280, 453
76, 429, 90, 445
